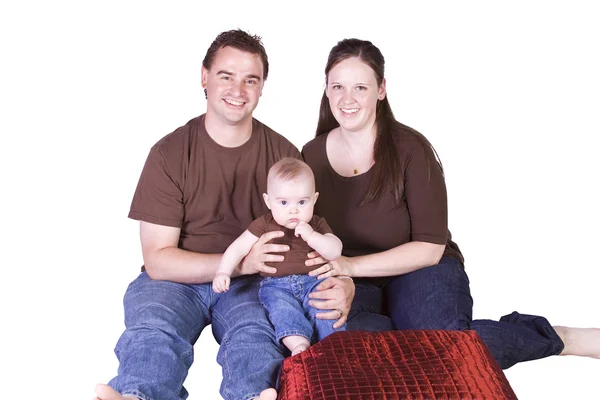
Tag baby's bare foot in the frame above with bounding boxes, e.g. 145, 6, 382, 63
94, 384, 139, 400
258, 388, 278, 400
291, 342, 310, 356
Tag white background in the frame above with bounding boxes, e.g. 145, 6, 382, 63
1, 1, 599, 399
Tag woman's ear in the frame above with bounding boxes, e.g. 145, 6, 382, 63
378, 78, 387, 100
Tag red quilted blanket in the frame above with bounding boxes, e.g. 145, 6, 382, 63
278, 330, 516, 400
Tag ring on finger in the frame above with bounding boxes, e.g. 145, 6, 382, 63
335, 308, 343, 318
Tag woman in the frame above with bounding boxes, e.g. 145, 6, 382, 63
302, 38, 600, 368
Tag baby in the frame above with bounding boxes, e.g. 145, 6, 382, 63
213, 157, 344, 355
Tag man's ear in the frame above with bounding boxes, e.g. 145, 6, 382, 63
263, 193, 271, 209
201, 66, 208, 88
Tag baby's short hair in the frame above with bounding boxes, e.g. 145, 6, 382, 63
268, 157, 315, 186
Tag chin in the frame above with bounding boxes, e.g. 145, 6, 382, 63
284, 222, 299, 229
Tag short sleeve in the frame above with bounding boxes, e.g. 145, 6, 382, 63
404, 139, 448, 244
128, 146, 184, 227
313, 215, 334, 235
247, 216, 268, 238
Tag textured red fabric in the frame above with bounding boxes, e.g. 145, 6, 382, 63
278, 330, 517, 400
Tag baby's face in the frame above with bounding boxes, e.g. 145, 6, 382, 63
264, 177, 318, 229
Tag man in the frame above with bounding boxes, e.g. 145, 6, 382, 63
94, 30, 354, 400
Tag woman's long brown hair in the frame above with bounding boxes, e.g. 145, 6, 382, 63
316, 38, 442, 206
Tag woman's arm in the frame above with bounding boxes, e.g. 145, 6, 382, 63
308, 241, 445, 279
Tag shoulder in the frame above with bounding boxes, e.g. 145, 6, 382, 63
391, 122, 437, 158
301, 133, 328, 168
151, 115, 203, 156
253, 118, 300, 156
301, 133, 327, 156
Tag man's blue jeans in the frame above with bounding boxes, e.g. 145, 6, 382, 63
259, 274, 345, 344
108, 273, 285, 400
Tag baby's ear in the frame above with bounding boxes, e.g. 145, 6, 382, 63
263, 193, 271, 209
314, 192, 319, 202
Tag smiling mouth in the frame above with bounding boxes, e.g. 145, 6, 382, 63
224, 98, 245, 106
340, 108, 359, 115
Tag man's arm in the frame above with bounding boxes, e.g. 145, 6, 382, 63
139, 221, 287, 284
140, 221, 221, 284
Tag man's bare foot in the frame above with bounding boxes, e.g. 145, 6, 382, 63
291, 342, 310, 356
258, 388, 278, 400
94, 384, 139, 400
554, 326, 600, 358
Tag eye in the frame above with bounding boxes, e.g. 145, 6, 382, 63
220, 75, 231, 81
332, 84, 342, 90
280, 200, 287, 206
299, 200, 306, 205
356, 85, 367, 91
246, 79, 258, 85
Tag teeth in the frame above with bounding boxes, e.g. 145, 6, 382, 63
225, 99, 244, 106
341, 108, 358, 114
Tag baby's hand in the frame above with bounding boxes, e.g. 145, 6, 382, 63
295, 221, 314, 241
213, 272, 231, 293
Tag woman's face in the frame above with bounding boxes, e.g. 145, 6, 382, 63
326, 57, 386, 133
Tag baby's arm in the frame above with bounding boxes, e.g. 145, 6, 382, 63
295, 222, 342, 261
213, 230, 259, 293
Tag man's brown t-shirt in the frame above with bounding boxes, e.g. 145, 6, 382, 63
302, 127, 463, 264
247, 213, 333, 277
129, 114, 301, 255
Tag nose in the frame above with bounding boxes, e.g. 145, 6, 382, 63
230, 79, 244, 96
342, 89, 354, 104
290, 207, 298, 214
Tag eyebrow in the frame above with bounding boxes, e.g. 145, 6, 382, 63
216, 70, 262, 81
329, 81, 373, 86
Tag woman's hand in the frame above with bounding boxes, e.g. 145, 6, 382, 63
307, 254, 355, 280
235, 231, 289, 276
308, 276, 355, 329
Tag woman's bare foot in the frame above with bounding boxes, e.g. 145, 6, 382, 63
554, 326, 600, 358
258, 388, 278, 400
94, 384, 139, 400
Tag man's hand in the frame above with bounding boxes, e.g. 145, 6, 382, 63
294, 221, 314, 241
213, 272, 231, 293
309, 276, 355, 329
236, 231, 289, 276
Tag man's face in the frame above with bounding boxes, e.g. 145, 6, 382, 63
263, 177, 318, 230
202, 46, 264, 125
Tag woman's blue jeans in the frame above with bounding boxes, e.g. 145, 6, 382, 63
108, 273, 285, 400
381, 256, 565, 369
